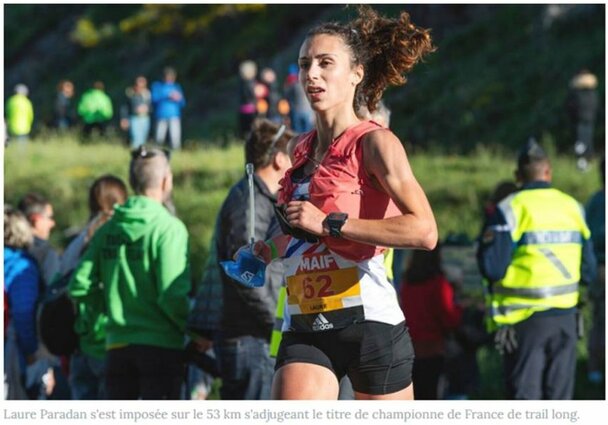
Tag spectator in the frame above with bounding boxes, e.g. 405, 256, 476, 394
62, 175, 128, 400
567, 69, 599, 171
77, 81, 113, 139
185, 219, 222, 400
5, 84, 34, 143
214, 119, 293, 400
400, 245, 463, 399
120, 76, 152, 149
258, 67, 283, 124
17, 192, 68, 399
585, 158, 605, 384
4, 206, 40, 400
482, 180, 518, 223
477, 139, 597, 399
55, 80, 76, 130
283, 63, 313, 133
17, 192, 60, 287
152, 67, 185, 150
69, 146, 191, 400
238, 60, 258, 139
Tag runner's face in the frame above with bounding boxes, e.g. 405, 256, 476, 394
298, 34, 362, 113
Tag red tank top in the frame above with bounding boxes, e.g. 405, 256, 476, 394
278, 120, 402, 262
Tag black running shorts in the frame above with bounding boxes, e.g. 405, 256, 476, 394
275, 320, 414, 395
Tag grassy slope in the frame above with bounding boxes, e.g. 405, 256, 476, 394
4, 5, 604, 152
381, 5, 605, 153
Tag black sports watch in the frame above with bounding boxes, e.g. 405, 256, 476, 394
325, 212, 348, 238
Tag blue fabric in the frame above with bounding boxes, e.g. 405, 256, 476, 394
129, 115, 150, 148
69, 352, 106, 400
586, 189, 605, 263
477, 208, 513, 285
216, 335, 274, 400
580, 237, 598, 286
4, 247, 40, 365
151, 81, 185, 119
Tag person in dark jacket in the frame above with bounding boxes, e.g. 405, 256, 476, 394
585, 158, 605, 384
258, 67, 283, 124
55, 80, 75, 130
215, 118, 294, 400
17, 192, 60, 289
567, 69, 599, 171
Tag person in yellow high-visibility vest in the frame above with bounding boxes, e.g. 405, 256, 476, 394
6, 84, 34, 142
477, 139, 597, 399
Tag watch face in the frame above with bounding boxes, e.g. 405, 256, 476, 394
328, 212, 348, 237
329, 212, 348, 222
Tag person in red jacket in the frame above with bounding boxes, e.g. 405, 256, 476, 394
400, 244, 462, 399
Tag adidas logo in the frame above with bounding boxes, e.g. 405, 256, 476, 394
312, 314, 334, 331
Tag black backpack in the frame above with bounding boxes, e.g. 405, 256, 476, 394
38, 271, 78, 356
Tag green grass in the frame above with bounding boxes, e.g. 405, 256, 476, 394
4, 136, 603, 400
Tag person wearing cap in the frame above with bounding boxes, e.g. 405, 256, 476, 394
5, 84, 34, 142
212, 119, 293, 400
477, 139, 597, 399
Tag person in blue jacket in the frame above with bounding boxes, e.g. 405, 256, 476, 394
151, 66, 186, 150
4, 205, 40, 399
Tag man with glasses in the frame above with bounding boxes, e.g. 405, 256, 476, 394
69, 146, 191, 399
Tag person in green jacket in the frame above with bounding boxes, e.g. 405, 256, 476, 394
69, 146, 191, 400
5, 84, 34, 142
77, 81, 113, 139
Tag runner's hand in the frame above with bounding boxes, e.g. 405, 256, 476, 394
285, 200, 328, 236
